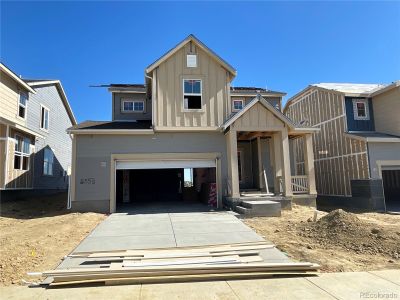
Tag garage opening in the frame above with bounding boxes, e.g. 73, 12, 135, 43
115, 159, 217, 211
382, 169, 400, 211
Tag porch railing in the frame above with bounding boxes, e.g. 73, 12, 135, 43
291, 175, 309, 194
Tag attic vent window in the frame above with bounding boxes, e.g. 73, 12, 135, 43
187, 54, 197, 68
183, 79, 202, 110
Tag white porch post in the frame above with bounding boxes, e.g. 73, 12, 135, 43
257, 136, 264, 190
226, 128, 240, 198
272, 132, 282, 194
304, 133, 317, 195
273, 129, 293, 197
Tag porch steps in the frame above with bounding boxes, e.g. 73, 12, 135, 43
235, 200, 281, 217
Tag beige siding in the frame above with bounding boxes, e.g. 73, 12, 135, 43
0, 70, 26, 126
231, 102, 284, 131
285, 88, 369, 196
154, 43, 229, 129
373, 86, 400, 136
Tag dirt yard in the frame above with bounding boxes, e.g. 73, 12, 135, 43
244, 205, 400, 272
0, 193, 106, 286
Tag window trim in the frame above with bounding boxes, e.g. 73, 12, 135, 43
13, 134, 30, 171
17, 91, 28, 120
232, 99, 244, 112
40, 104, 50, 132
352, 98, 370, 120
43, 147, 54, 176
182, 79, 203, 112
121, 99, 145, 113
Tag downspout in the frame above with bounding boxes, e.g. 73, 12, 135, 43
3, 124, 9, 189
67, 132, 73, 209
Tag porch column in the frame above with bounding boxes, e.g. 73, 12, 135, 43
304, 133, 317, 195
257, 137, 264, 191
226, 128, 240, 198
273, 129, 293, 197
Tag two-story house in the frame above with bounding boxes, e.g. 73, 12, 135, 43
0, 63, 77, 200
67, 35, 319, 215
284, 82, 400, 211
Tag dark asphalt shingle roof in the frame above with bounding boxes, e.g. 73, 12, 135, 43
69, 120, 152, 130
231, 86, 286, 95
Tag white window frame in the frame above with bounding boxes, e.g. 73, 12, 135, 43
14, 134, 30, 171
40, 104, 50, 131
352, 99, 370, 120
18, 92, 28, 119
183, 79, 203, 111
232, 99, 244, 112
43, 147, 54, 176
121, 99, 145, 113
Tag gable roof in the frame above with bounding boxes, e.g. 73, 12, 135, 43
0, 63, 36, 94
222, 94, 298, 131
26, 80, 77, 125
369, 80, 400, 97
145, 34, 237, 77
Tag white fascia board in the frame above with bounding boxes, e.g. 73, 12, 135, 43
0, 64, 36, 94
67, 129, 154, 135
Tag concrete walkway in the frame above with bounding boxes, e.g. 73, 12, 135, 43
58, 203, 290, 269
2, 270, 399, 300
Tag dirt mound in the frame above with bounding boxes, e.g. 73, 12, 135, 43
301, 209, 400, 260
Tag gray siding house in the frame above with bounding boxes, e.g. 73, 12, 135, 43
0, 63, 77, 199
68, 35, 319, 215
284, 82, 400, 211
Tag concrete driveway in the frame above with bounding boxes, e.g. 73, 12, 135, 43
58, 202, 290, 269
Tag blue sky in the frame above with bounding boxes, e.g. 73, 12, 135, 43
2, 1, 399, 123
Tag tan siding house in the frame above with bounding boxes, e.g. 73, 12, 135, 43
68, 35, 319, 215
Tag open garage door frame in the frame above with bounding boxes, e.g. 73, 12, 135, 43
110, 153, 222, 213
377, 160, 400, 211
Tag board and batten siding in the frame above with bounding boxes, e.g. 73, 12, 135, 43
372, 86, 400, 136
231, 102, 285, 131
0, 70, 27, 127
26, 84, 73, 189
154, 43, 230, 129
285, 88, 369, 197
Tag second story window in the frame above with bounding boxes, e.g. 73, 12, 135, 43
183, 79, 202, 110
14, 134, 30, 171
40, 105, 50, 131
232, 99, 244, 112
353, 99, 369, 120
122, 100, 145, 112
18, 92, 28, 119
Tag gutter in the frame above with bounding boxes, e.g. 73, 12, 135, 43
67, 129, 155, 135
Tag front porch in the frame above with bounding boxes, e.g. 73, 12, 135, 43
222, 95, 318, 216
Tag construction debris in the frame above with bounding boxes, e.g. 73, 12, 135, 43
29, 242, 319, 286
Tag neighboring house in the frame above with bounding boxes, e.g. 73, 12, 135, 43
284, 82, 400, 210
68, 35, 318, 214
0, 63, 77, 199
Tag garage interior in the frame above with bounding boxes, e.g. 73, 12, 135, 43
115, 167, 217, 210
382, 169, 400, 211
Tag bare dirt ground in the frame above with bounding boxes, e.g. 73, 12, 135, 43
244, 205, 400, 272
0, 194, 106, 286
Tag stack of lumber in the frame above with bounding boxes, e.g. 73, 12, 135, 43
30, 242, 319, 286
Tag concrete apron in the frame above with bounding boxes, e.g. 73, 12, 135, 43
58, 203, 290, 269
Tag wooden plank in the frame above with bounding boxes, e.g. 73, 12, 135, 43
122, 255, 242, 267
50, 271, 318, 286
70, 241, 271, 257
78, 244, 273, 259
44, 262, 319, 277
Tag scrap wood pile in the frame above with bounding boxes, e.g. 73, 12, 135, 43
30, 242, 319, 286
